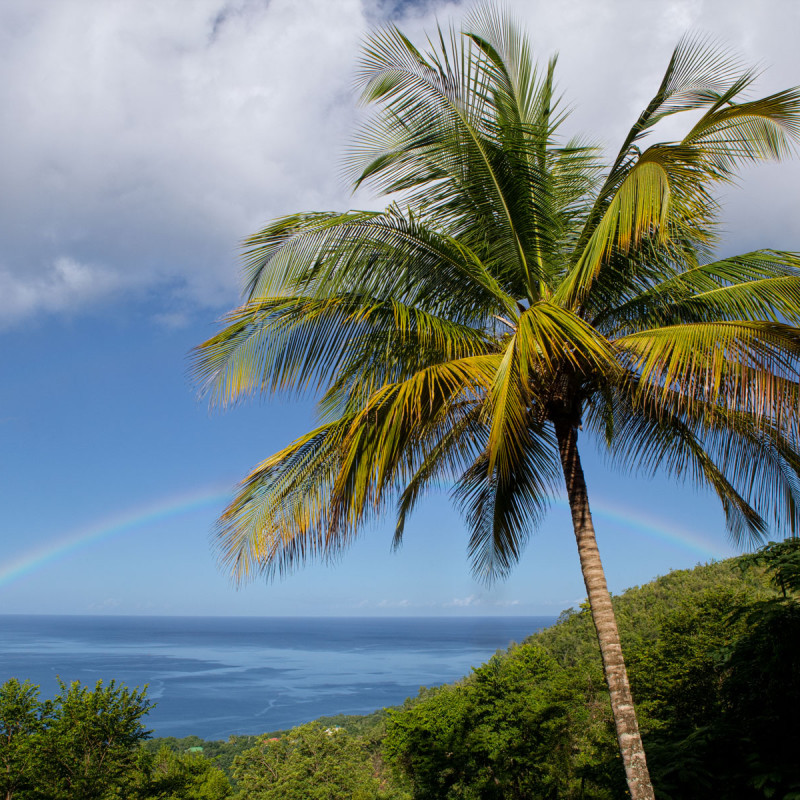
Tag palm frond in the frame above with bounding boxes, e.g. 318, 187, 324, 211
595, 250, 800, 334
555, 144, 712, 306
667, 275, 800, 325
616, 321, 800, 425
193, 295, 493, 408
586, 384, 800, 543
393, 407, 486, 548
350, 18, 598, 301
454, 424, 559, 582
242, 208, 518, 317
351, 24, 534, 288
600, 35, 751, 187
217, 354, 496, 582
684, 88, 800, 174
516, 302, 619, 382
563, 38, 796, 309
216, 419, 353, 583
585, 389, 763, 544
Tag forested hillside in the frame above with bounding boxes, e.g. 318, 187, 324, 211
383, 545, 800, 799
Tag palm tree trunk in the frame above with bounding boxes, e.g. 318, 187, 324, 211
554, 418, 655, 800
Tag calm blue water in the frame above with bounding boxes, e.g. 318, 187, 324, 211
0, 615, 554, 740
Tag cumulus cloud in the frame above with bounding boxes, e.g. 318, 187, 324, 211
0, 257, 132, 324
0, 0, 371, 321
0, 0, 797, 326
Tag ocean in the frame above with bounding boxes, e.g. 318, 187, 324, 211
0, 615, 555, 740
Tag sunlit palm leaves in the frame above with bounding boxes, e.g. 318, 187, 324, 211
195, 9, 800, 586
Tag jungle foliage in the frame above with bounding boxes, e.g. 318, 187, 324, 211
140, 734, 261, 782
0, 679, 152, 800
231, 722, 408, 800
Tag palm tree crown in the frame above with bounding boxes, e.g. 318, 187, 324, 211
195, 10, 800, 798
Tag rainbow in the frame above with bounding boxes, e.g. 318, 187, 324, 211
0, 485, 730, 589
560, 498, 731, 560
0, 484, 232, 589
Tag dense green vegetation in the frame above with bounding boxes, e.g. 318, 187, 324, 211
140, 734, 261, 781
0, 678, 152, 799
3, 544, 799, 798
232, 722, 407, 799
382, 551, 799, 799
131, 745, 232, 799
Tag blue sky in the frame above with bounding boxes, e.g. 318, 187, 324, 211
0, 0, 798, 616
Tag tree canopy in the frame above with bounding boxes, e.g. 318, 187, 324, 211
0, 678, 152, 800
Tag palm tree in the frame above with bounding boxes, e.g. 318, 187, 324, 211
194, 9, 800, 799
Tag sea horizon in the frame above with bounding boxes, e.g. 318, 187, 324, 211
0, 614, 556, 739
0, 612, 561, 619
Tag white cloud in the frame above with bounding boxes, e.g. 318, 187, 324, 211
0, 256, 132, 324
0, 0, 370, 322
376, 598, 412, 608
448, 595, 478, 607
0, 0, 797, 327
446, 595, 521, 608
